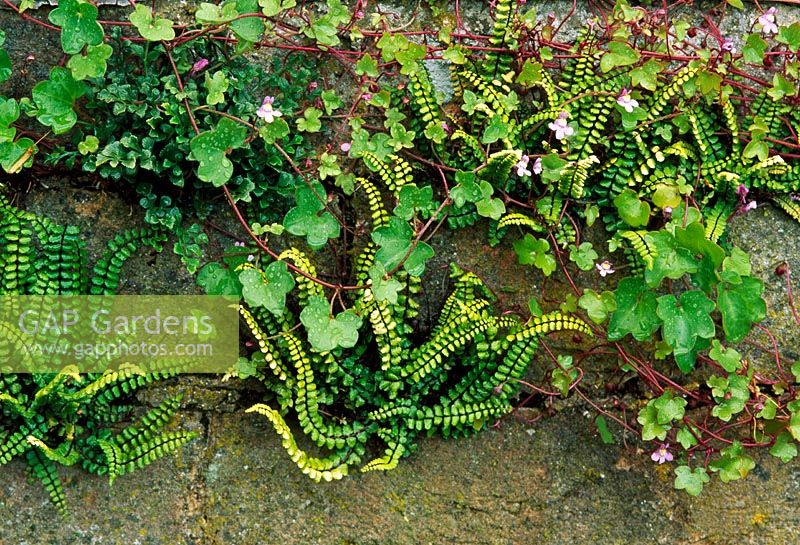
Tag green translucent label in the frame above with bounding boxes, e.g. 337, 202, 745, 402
0, 295, 239, 373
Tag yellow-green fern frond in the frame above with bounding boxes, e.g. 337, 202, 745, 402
246, 404, 348, 482
619, 230, 657, 269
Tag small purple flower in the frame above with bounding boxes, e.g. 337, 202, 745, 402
737, 184, 749, 199
361, 92, 373, 101
532, 157, 542, 175
736, 183, 757, 214
596, 260, 615, 277
234, 241, 245, 247
758, 7, 778, 36
651, 443, 673, 464
191, 58, 209, 75
515, 155, 532, 177
721, 39, 735, 53
548, 111, 574, 140
340, 142, 351, 153
617, 88, 639, 113
247, 254, 255, 262
257, 96, 282, 124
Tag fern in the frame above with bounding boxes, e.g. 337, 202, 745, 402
0, 200, 194, 514
482, 0, 519, 81
240, 253, 590, 479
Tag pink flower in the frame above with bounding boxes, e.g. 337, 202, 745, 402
191, 58, 209, 75
532, 157, 542, 175
257, 96, 282, 124
651, 443, 673, 464
736, 184, 757, 214
721, 39, 735, 53
361, 93, 373, 101
737, 184, 749, 199
340, 142, 351, 153
617, 88, 639, 113
548, 111, 574, 140
515, 155, 532, 177
758, 7, 778, 36
596, 260, 615, 277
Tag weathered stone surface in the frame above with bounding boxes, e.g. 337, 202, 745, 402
2, 1, 800, 544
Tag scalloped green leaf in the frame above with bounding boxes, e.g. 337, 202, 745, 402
300, 295, 362, 352
26, 67, 87, 134
371, 216, 434, 277
48, 0, 104, 54
283, 181, 340, 249
67, 43, 112, 80
239, 261, 295, 315
189, 117, 247, 187
129, 4, 176, 42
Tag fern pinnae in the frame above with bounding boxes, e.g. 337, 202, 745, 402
771, 195, 800, 224
619, 230, 657, 269
482, 0, 519, 81
27, 449, 67, 517
361, 428, 407, 472
246, 404, 349, 482
239, 305, 288, 380
112, 395, 184, 453
278, 247, 324, 307
645, 64, 699, 121
115, 430, 197, 478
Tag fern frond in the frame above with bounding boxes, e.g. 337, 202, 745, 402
511, 311, 592, 340
479, 149, 521, 187
278, 247, 324, 307
115, 430, 197, 479
113, 395, 184, 453
361, 289, 404, 371
29, 224, 87, 295
407, 63, 443, 134
401, 316, 517, 384
0, 212, 35, 294
26, 436, 80, 467
618, 230, 657, 269
450, 129, 485, 167
488, 212, 547, 246
0, 429, 30, 465
646, 65, 699, 121
27, 450, 67, 516
771, 195, 800, 223
90, 227, 167, 295
246, 404, 348, 482
239, 305, 288, 380
704, 202, 732, 243
559, 155, 600, 199
362, 152, 413, 194
357, 177, 390, 228
61, 363, 147, 402
482, 0, 519, 81
360, 428, 407, 472
405, 398, 510, 434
